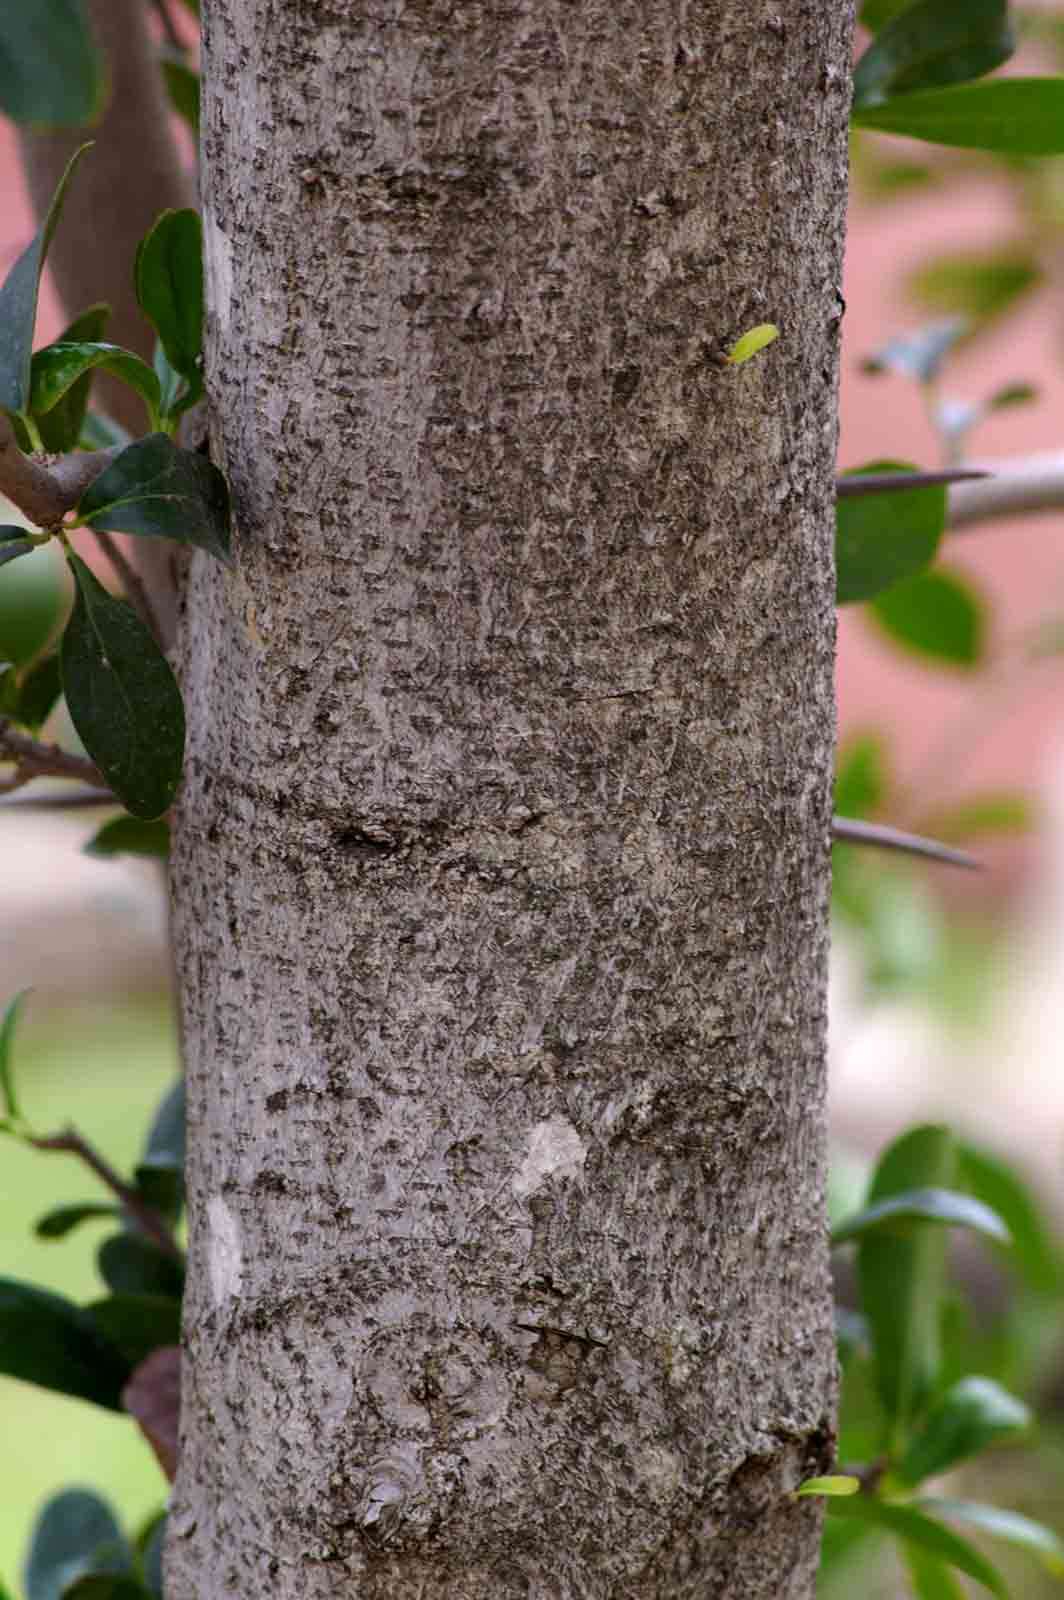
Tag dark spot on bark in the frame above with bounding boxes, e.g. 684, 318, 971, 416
611, 365, 641, 405
332, 826, 397, 858
253, 1168, 289, 1194
265, 1089, 289, 1113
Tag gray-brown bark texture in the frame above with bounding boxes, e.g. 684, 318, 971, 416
169, 3, 854, 1596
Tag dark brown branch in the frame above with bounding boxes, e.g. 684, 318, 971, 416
28, 1126, 181, 1259
831, 815, 980, 871
0, 413, 116, 528
0, 718, 105, 793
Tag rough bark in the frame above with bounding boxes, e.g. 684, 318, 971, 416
16, 0, 193, 643
169, 3, 854, 1596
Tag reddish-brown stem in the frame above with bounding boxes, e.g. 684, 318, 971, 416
28, 1126, 182, 1260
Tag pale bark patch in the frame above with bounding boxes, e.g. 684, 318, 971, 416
512, 1116, 587, 1198
206, 1194, 243, 1305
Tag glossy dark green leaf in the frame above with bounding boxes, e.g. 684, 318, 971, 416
0, 544, 69, 670
0, 3, 103, 127
908, 251, 1040, 327
957, 1141, 1062, 1293
35, 1203, 119, 1240
857, 1126, 954, 1439
870, 568, 985, 667
77, 434, 231, 562
837, 461, 945, 604
861, 319, 966, 383
0, 987, 30, 1122
833, 1186, 1010, 1246
135, 1077, 185, 1220
161, 58, 200, 135
826, 1498, 1007, 1596
24, 1489, 131, 1600
898, 1377, 1029, 1485
0, 528, 35, 569
139, 1514, 164, 1599
85, 1293, 182, 1369
923, 1498, 1064, 1576
15, 652, 63, 731
31, 343, 161, 432
0, 143, 91, 415
60, 554, 184, 820
860, 0, 920, 29
0, 1276, 128, 1409
34, 304, 110, 453
853, 0, 1013, 110
85, 817, 170, 860
134, 210, 204, 387
853, 78, 1064, 155
60, 1581, 152, 1600
97, 1234, 184, 1300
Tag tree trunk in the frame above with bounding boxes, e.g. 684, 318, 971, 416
168, 3, 854, 1596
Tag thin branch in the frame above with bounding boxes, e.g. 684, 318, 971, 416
28, 1126, 182, 1259
94, 528, 165, 643
0, 718, 104, 792
0, 786, 117, 809
837, 468, 989, 499
948, 452, 1064, 529
831, 815, 981, 871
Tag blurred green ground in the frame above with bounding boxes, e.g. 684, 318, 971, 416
0, 994, 178, 1595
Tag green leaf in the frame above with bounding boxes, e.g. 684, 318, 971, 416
161, 58, 200, 135
134, 210, 204, 388
0, 529, 35, 569
35, 1203, 120, 1240
826, 1498, 1008, 1596
85, 1293, 182, 1369
97, 1234, 184, 1300
853, 0, 1013, 110
904, 1543, 972, 1600
136, 1514, 164, 1600
135, 1078, 185, 1220
0, 1276, 129, 1410
77, 433, 232, 562
0, 3, 104, 127
34, 304, 110, 453
986, 381, 1037, 413
956, 1141, 1062, 1294
15, 652, 64, 731
856, 1126, 955, 1439
853, 78, 1064, 155
861, 0, 921, 30
796, 1475, 860, 1498
31, 343, 161, 433
908, 251, 1040, 328
916, 793, 1032, 843
61, 554, 184, 819
79, 412, 132, 452
835, 734, 888, 818
833, 1186, 1010, 1246
861, 319, 967, 383
24, 1489, 132, 1600
0, 544, 69, 667
726, 323, 779, 364
837, 461, 945, 604
870, 568, 985, 667
60, 1581, 152, 1600
0, 988, 30, 1122
899, 1377, 1030, 1485
923, 1498, 1064, 1576
0, 143, 92, 415
85, 816, 171, 860
0, 661, 17, 715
